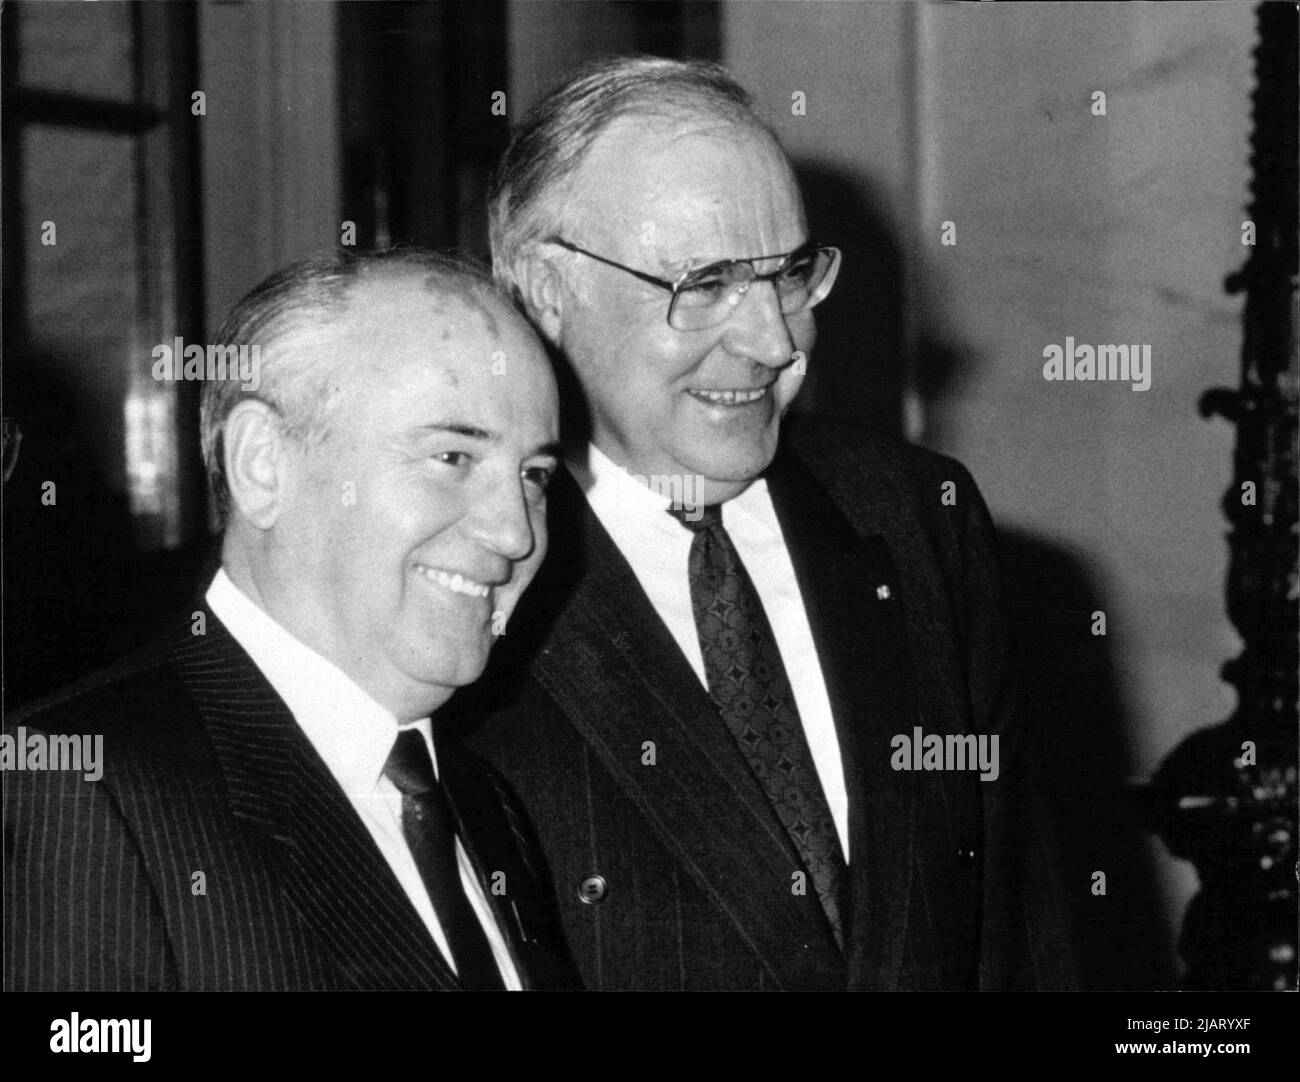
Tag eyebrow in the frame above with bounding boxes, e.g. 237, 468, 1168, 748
415, 423, 563, 459
667, 239, 815, 275
418, 422, 496, 441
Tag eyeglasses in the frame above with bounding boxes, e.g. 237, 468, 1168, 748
546, 237, 842, 331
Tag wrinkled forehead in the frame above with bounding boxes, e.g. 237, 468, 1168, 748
564, 115, 807, 256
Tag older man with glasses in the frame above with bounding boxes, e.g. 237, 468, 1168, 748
454, 56, 1076, 991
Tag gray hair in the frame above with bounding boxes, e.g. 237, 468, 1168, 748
488, 55, 773, 297
201, 248, 501, 523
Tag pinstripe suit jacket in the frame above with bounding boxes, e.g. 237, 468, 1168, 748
452, 419, 1079, 990
2, 610, 578, 991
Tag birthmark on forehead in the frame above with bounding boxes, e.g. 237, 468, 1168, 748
466, 297, 500, 338
415, 272, 501, 338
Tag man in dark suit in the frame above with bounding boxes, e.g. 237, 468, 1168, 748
3, 250, 576, 991
453, 57, 1078, 990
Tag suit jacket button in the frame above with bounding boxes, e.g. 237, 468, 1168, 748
956, 845, 977, 864
578, 875, 608, 904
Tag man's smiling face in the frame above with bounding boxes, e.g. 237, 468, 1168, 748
551, 116, 814, 505
266, 275, 559, 717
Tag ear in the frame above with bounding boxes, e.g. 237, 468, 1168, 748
223, 399, 292, 530
514, 246, 567, 345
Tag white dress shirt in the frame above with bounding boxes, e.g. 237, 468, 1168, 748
568, 445, 851, 861
205, 569, 521, 989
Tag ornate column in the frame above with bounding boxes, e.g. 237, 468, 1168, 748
1144, 2, 1297, 991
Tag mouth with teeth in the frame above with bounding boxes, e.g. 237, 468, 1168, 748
687, 386, 771, 407
416, 564, 492, 599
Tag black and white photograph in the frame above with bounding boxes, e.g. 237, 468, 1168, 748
2, 0, 1295, 1061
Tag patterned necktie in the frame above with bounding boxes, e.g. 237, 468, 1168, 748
383, 729, 505, 990
669, 504, 846, 948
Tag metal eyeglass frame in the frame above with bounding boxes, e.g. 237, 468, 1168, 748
545, 236, 842, 330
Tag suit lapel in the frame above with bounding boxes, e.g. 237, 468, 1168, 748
169, 612, 461, 990
766, 446, 921, 991
530, 470, 843, 987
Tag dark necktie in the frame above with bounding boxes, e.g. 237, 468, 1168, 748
670, 503, 847, 948
383, 729, 505, 990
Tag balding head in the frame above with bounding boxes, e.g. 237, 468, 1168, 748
201, 249, 507, 523
206, 249, 560, 720
486, 59, 838, 508
488, 56, 779, 298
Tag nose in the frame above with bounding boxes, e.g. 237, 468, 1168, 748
720, 278, 797, 369
464, 471, 537, 564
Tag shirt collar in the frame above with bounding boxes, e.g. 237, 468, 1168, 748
205, 568, 430, 795
568, 442, 777, 537
569, 442, 676, 513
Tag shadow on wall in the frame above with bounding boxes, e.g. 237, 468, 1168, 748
4, 354, 134, 707
1000, 529, 1177, 989
2, 352, 216, 710
791, 162, 1175, 989
790, 162, 907, 437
